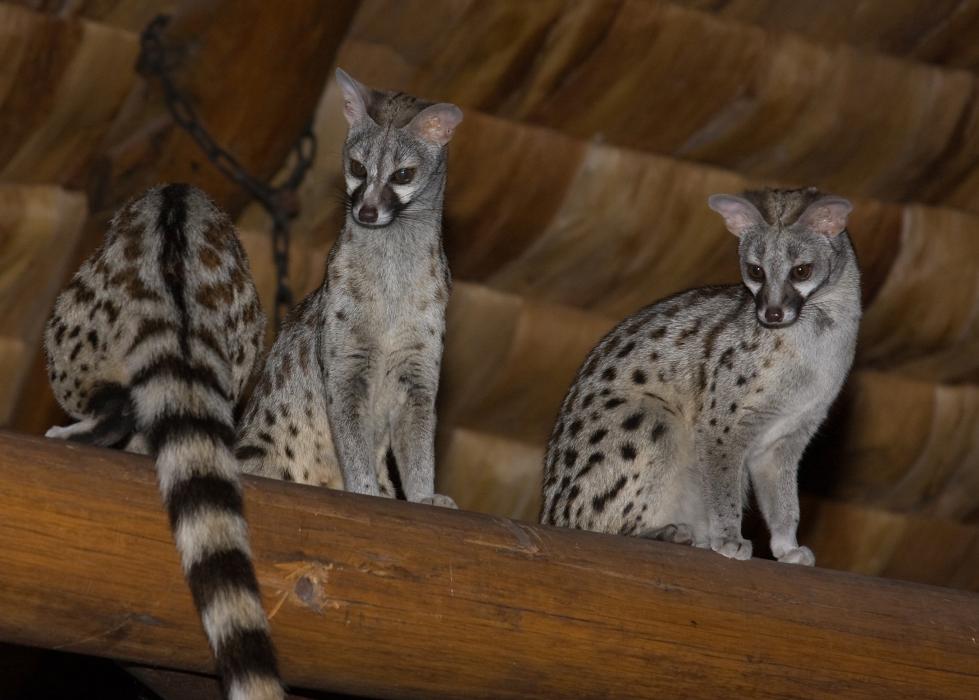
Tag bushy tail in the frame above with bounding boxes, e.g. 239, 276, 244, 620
132, 353, 283, 699
132, 184, 282, 699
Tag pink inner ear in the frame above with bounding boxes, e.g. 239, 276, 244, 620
421, 115, 449, 141
410, 104, 463, 145
708, 195, 763, 237
343, 98, 358, 120
802, 198, 852, 237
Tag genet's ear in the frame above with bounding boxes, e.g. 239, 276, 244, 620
336, 68, 371, 126
797, 196, 852, 238
408, 103, 464, 146
707, 194, 765, 238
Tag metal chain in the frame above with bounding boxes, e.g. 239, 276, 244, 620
137, 14, 317, 331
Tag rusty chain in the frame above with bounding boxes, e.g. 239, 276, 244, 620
137, 14, 317, 331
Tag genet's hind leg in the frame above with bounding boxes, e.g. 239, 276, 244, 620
45, 419, 100, 440
44, 382, 135, 448
419, 494, 458, 509
640, 523, 696, 546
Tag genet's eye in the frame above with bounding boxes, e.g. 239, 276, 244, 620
390, 167, 416, 185
791, 263, 813, 282
349, 160, 366, 178
747, 264, 765, 282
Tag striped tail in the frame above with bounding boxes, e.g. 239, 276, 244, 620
133, 184, 283, 699
135, 357, 283, 699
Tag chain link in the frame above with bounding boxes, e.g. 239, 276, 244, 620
137, 14, 317, 331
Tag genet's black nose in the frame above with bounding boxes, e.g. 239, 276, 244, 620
358, 205, 378, 223
765, 307, 784, 324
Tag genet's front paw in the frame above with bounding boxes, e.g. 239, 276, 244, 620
777, 545, 815, 566
45, 425, 70, 439
419, 493, 458, 509
710, 536, 752, 561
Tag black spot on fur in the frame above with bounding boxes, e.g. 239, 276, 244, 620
589, 429, 607, 445
592, 475, 628, 513
676, 319, 701, 344
616, 341, 636, 359
649, 327, 666, 340
730, 402, 738, 413
719, 347, 735, 370
582, 393, 595, 409
601, 367, 616, 382
650, 422, 666, 442
621, 412, 643, 431
604, 397, 625, 409
632, 369, 647, 384
564, 448, 578, 468
620, 444, 637, 461
576, 452, 604, 480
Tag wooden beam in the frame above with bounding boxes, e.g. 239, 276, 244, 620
0, 430, 977, 699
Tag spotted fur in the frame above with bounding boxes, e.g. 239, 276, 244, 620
44, 185, 282, 700
541, 188, 861, 566
236, 69, 461, 507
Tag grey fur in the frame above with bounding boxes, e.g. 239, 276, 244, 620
540, 187, 861, 565
236, 69, 461, 508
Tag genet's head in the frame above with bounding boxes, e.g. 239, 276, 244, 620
708, 188, 853, 328
337, 68, 463, 228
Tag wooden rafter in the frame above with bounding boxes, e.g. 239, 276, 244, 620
0, 431, 976, 699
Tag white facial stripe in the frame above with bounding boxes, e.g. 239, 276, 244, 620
792, 278, 819, 297
391, 181, 421, 201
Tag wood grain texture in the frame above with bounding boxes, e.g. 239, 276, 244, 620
9, 0, 183, 32
91, 0, 359, 219
808, 372, 979, 522
0, 430, 977, 699
670, 0, 979, 71
799, 497, 979, 592
0, 3, 139, 184
339, 0, 979, 211
0, 185, 87, 424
